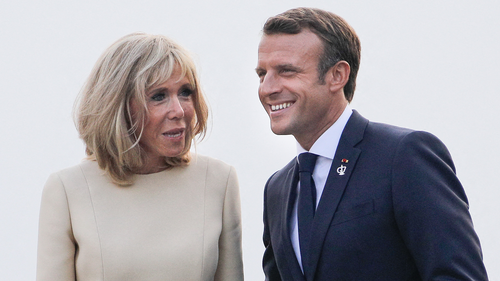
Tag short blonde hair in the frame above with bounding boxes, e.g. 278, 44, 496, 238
75, 33, 208, 186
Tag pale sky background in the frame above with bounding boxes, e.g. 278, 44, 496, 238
1, 0, 499, 280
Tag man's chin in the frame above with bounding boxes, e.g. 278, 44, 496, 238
270, 125, 291, 136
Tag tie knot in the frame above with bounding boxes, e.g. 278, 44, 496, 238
298, 153, 318, 173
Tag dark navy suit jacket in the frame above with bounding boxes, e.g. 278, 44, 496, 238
263, 110, 488, 280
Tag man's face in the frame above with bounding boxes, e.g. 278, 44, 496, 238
256, 29, 347, 149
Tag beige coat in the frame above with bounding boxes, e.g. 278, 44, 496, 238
37, 155, 243, 281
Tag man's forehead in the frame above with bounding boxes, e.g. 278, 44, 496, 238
260, 32, 309, 48
257, 32, 321, 67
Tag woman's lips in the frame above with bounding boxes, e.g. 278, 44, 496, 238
163, 128, 184, 138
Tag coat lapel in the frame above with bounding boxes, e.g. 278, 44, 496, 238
305, 110, 368, 280
278, 160, 306, 280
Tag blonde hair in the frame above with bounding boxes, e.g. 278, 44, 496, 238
75, 33, 208, 186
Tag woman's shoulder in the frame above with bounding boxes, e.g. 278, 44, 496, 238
41, 160, 101, 204
188, 155, 239, 198
50, 159, 99, 178
189, 154, 236, 180
45, 159, 102, 189
191, 154, 232, 170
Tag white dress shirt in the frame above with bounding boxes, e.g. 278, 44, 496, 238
291, 105, 353, 271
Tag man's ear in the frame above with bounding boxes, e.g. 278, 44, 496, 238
327, 61, 350, 93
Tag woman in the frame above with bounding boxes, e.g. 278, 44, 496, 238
37, 33, 243, 280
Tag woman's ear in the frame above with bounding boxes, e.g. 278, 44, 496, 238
327, 60, 350, 93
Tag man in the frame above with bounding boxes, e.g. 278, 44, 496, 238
256, 7, 488, 281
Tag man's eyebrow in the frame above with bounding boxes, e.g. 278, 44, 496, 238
256, 64, 299, 72
276, 64, 300, 71
255, 67, 267, 75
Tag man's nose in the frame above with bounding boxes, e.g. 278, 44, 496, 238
259, 73, 281, 96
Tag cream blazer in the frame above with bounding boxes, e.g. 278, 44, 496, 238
37, 155, 243, 281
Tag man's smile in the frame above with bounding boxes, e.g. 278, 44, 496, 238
271, 102, 293, 112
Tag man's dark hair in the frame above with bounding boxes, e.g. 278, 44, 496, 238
263, 7, 361, 102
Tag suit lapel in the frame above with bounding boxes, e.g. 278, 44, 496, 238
283, 162, 299, 240
278, 160, 306, 280
306, 111, 368, 280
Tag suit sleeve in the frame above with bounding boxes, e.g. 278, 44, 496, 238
262, 176, 282, 281
392, 131, 488, 280
214, 166, 244, 281
36, 173, 77, 281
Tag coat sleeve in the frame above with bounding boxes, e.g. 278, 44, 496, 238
262, 176, 282, 281
214, 166, 244, 281
36, 173, 76, 281
392, 131, 488, 280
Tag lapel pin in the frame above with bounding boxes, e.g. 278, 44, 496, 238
337, 165, 347, 176
337, 159, 348, 175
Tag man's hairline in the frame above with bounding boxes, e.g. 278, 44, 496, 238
260, 28, 330, 84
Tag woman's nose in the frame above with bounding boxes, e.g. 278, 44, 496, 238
166, 97, 185, 120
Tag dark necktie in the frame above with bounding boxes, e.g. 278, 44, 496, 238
297, 152, 318, 276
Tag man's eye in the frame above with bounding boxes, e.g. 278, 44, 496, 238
257, 72, 266, 83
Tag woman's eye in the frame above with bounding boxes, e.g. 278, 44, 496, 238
179, 88, 193, 98
151, 92, 165, 101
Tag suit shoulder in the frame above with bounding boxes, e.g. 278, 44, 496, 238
364, 121, 445, 147
366, 118, 445, 140
366, 121, 414, 139
266, 158, 296, 187
364, 121, 455, 175
351, 120, 452, 171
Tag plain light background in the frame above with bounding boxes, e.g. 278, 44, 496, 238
1, 0, 498, 280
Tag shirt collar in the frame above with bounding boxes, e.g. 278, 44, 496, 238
296, 105, 353, 160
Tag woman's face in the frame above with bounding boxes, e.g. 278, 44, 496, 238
130, 64, 195, 171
